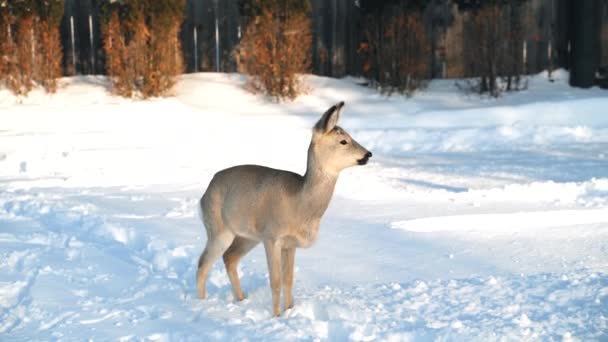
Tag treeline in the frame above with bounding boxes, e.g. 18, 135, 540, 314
1, 0, 314, 100
0, 0, 313, 99
0, 0, 187, 98
1, 0, 606, 99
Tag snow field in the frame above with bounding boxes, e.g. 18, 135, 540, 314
1, 189, 606, 340
0, 70, 607, 340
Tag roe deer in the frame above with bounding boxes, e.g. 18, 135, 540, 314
196, 102, 372, 316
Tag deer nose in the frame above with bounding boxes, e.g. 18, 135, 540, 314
365, 152, 372, 159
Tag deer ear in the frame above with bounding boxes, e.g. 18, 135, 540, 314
314, 101, 343, 134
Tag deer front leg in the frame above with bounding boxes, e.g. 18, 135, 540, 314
264, 240, 282, 317
282, 248, 295, 310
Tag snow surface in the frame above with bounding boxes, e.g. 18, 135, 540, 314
1, 70, 607, 340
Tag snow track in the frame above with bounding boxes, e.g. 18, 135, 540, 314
0, 189, 197, 338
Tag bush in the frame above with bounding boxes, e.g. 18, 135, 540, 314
0, 5, 17, 93
101, 0, 185, 98
0, 6, 8, 80
459, 1, 527, 97
0, 0, 63, 95
237, 0, 312, 101
102, 11, 136, 97
35, 0, 64, 93
14, 15, 35, 95
359, 4, 430, 97
143, 5, 184, 97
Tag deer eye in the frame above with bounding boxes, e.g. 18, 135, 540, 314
340, 140, 348, 145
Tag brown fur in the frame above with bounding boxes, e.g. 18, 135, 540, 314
196, 102, 371, 316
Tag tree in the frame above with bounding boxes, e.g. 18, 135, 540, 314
569, 0, 601, 88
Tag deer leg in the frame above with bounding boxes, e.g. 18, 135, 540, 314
196, 231, 234, 299
223, 236, 259, 301
264, 240, 282, 317
281, 248, 296, 310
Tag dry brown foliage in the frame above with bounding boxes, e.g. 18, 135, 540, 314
142, 15, 183, 98
462, 4, 527, 97
12, 16, 35, 95
35, 19, 63, 93
0, 9, 9, 82
361, 9, 430, 96
238, 9, 312, 101
102, 4, 184, 98
103, 12, 146, 97
0, 7, 63, 96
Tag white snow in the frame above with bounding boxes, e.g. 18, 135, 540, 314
392, 207, 608, 233
1, 70, 607, 340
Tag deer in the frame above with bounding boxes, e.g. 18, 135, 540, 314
196, 102, 372, 317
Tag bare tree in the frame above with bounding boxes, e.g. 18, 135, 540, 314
360, 3, 430, 97
460, 1, 527, 97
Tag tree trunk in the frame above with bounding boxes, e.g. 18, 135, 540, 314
569, 0, 600, 88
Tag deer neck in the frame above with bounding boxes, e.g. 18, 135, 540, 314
300, 149, 338, 220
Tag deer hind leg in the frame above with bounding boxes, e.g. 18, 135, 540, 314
223, 236, 259, 301
196, 230, 234, 299
281, 248, 296, 310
